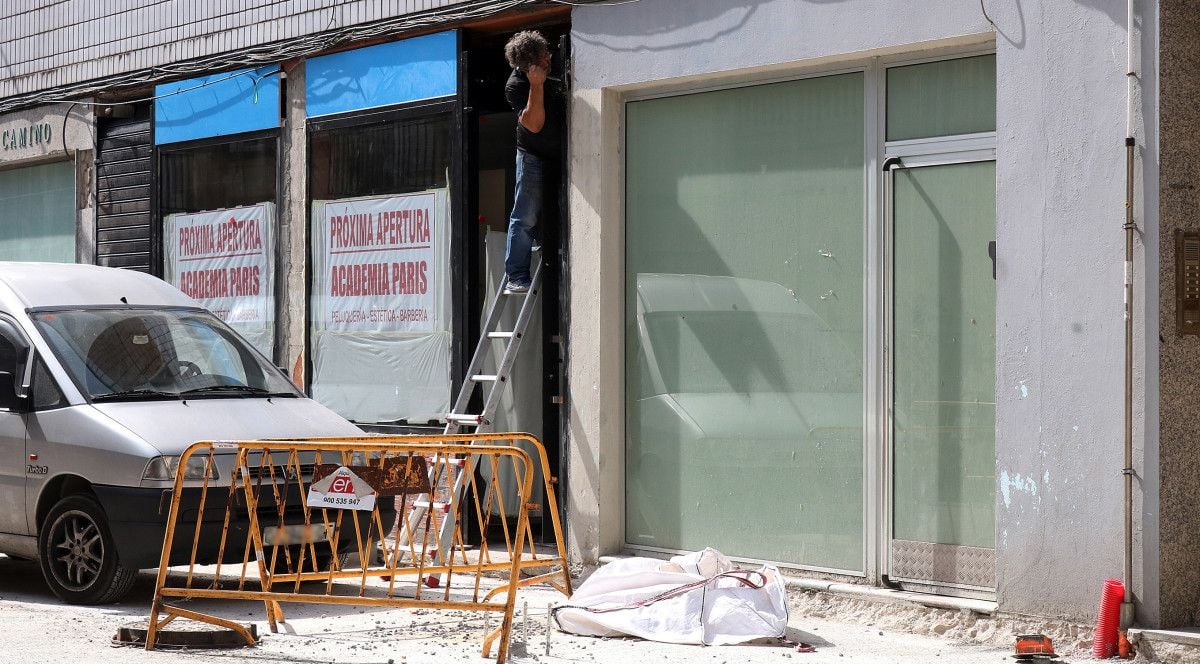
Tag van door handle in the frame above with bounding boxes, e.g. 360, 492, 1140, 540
988, 241, 997, 280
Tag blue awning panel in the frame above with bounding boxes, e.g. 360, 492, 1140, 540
306, 30, 457, 118
154, 66, 281, 145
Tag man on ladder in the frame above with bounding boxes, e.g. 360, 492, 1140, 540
394, 31, 567, 568
502, 30, 565, 294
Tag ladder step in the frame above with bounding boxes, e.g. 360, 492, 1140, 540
445, 413, 483, 424
470, 374, 499, 382
414, 500, 452, 513
487, 332, 515, 339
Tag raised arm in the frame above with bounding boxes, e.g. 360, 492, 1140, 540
518, 64, 548, 134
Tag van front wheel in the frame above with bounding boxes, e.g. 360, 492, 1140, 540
38, 495, 137, 604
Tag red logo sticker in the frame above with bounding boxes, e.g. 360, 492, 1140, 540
330, 476, 354, 494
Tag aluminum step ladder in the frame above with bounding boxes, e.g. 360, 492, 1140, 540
398, 255, 544, 565
442, 254, 544, 436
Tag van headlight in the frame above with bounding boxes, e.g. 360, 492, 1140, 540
143, 455, 219, 481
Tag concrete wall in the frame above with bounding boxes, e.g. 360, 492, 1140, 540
987, 0, 1159, 624
1157, 0, 1199, 629
280, 62, 309, 382
567, 0, 1159, 624
991, 0, 1159, 625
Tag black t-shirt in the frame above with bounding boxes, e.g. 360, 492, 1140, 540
505, 69, 565, 161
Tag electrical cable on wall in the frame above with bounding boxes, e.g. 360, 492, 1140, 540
980, 0, 997, 29
60, 102, 79, 158
46, 68, 268, 109
0, 0, 542, 115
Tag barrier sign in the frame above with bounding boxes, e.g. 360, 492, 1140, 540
312, 458, 431, 495
307, 466, 376, 511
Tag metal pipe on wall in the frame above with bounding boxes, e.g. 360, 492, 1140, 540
1120, 0, 1136, 631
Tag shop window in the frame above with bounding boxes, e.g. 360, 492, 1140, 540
886, 54, 997, 141
624, 73, 866, 571
308, 112, 454, 424
0, 160, 75, 262
159, 136, 278, 356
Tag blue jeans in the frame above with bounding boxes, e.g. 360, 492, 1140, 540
505, 149, 544, 285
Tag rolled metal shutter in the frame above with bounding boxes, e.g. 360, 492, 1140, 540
95, 109, 154, 272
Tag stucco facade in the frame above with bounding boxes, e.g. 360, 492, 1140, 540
0, 0, 1183, 629
565, 0, 1161, 624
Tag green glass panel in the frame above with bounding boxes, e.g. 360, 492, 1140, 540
625, 73, 865, 571
887, 55, 996, 141
893, 161, 996, 548
0, 161, 75, 262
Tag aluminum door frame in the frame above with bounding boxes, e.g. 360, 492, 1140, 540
882, 148, 997, 596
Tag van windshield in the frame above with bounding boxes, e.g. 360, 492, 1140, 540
30, 308, 300, 401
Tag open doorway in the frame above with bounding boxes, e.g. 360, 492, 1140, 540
460, 23, 570, 544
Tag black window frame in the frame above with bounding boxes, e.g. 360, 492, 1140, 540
153, 127, 283, 362
156, 129, 281, 220
303, 94, 466, 425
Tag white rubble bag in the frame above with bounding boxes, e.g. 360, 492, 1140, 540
552, 548, 788, 646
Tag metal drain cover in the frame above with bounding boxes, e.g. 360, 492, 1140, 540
113, 619, 259, 649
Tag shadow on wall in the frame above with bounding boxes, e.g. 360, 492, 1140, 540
979, 0, 1135, 50
571, 0, 770, 52
570, 0, 1027, 53
984, 0, 1026, 48
1072, 0, 1138, 28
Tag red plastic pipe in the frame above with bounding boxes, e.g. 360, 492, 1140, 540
1092, 578, 1125, 658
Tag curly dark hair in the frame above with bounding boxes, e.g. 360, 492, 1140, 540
504, 31, 549, 71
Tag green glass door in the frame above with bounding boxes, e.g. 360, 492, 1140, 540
890, 159, 996, 589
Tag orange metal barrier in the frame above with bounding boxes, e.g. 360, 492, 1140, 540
145, 434, 570, 663
282, 434, 572, 598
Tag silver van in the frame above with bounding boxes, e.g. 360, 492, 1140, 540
0, 263, 373, 604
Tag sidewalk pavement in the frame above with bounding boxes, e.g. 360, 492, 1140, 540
0, 553, 1025, 664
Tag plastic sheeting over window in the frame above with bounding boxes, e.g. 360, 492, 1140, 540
310, 190, 451, 423
163, 203, 276, 356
